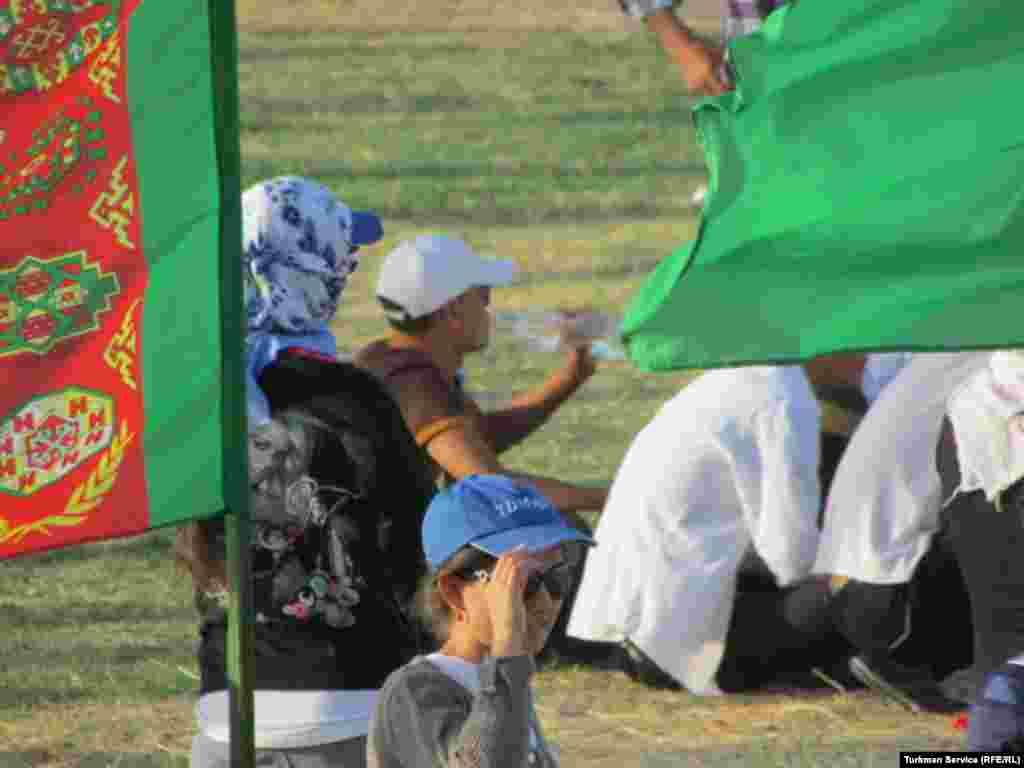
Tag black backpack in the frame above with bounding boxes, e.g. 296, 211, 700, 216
201, 348, 437, 692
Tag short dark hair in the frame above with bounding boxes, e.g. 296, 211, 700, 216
378, 296, 441, 334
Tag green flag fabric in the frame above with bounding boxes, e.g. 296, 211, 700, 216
622, 0, 1024, 372
0, 0, 246, 558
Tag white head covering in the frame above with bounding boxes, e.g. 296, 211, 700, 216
243, 176, 381, 335
242, 177, 382, 426
947, 350, 1024, 502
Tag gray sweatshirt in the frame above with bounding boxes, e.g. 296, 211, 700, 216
367, 655, 558, 768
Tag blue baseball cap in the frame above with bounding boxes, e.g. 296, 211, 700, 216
422, 475, 595, 570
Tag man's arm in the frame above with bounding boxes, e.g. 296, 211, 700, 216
475, 346, 595, 454
427, 422, 608, 515
644, 9, 731, 97
620, 0, 731, 97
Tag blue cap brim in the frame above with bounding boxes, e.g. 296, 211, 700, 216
470, 523, 594, 558
351, 211, 383, 246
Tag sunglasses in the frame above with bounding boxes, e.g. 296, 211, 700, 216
458, 559, 574, 600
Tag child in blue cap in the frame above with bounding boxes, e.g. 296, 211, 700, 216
367, 475, 594, 768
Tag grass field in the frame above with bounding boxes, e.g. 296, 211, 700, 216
0, 1, 968, 765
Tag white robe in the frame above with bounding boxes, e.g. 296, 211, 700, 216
567, 366, 821, 695
947, 350, 1024, 503
812, 352, 989, 585
862, 353, 913, 405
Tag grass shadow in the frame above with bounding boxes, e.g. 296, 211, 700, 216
242, 93, 480, 117
241, 158, 707, 181
0, 684, 93, 711
0, 639, 193, 674
239, 40, 483, 62
3, 603, 193, 628
1, 532, 175, 569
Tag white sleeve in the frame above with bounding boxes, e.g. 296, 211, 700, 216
743, 399, 821, 586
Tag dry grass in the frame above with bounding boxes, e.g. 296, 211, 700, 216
534, 668, 963, 758
2, 698, 194, 766
0, 674, 965, 768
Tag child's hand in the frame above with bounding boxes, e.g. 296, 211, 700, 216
485, 548, 541, 658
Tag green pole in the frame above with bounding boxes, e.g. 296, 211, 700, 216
208, 0, 254, 765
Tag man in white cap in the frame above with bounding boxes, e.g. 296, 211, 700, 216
356, 234, 608, 517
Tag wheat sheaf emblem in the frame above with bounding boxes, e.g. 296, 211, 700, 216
65, 419, 134, 516
0, 419, 134, 545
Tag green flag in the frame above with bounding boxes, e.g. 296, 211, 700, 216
0, 0, 247, 558
623, 0, 1024, 372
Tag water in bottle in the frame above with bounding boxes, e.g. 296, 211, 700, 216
491, 309, 627, 361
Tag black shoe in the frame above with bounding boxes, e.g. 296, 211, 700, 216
939, 666, 980, 705
848, 653, 965, 714
619, 639, 682, 691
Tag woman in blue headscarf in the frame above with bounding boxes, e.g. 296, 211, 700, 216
178, 177, 436, 768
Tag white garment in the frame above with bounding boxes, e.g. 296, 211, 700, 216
195, 689, 376, 749
947, 350, 1024, 502
425, 653, 484, 694
812, 352, 988, 585
567, 366, 821, 695
862, 353, 913, 405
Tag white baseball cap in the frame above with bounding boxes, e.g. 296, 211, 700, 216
375, 234, 518, 320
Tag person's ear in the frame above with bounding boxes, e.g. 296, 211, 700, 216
438, 572, 467, 617
440, 296, 466, 333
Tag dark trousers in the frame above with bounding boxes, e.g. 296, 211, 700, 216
937, 417, 1024, 685
716, 586, 851, 692
825, 532, 973, 681
713, 426, 858, 692
542, 522, 619, 664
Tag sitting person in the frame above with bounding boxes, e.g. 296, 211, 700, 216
354, 234, 607, 517
367, 474, 593, 768
805, 352, 987, 713
936, 350, 1024, 748
566, 355, 864, 694
733, 353, 905, 595
177, 177, 436, 768
355, 234, 610, 661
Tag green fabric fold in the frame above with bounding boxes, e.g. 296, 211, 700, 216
623, 0, 1024, 371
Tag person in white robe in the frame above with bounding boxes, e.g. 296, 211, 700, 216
861, 353, 914, 405
567, 357, 863, 695
937, 351, 1024, 749
804, 352, 988, 713
813, 352, 986, 586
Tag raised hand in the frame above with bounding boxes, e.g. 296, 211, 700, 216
674, 38, 731, 97
644, 9, 733, 98
484, 548, 542, 658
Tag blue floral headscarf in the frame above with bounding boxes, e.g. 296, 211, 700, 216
243, 176, 381, 334
243, 177, 382, 425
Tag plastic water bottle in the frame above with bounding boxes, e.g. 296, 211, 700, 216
491, 310, 627, 362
